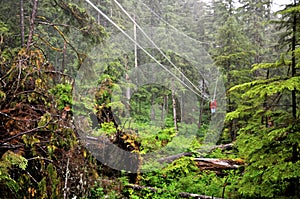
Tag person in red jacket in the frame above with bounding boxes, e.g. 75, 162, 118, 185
210, 99, 217, 114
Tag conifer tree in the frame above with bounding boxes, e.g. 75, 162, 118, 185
213, 14, 253, 141
226, 1, 300, 197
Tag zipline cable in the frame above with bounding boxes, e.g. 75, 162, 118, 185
213, 77, 218, 100
84, 0, 209, 100
139, 0, 220, 100
139, 0, 210, 46
113, 0, 209, 100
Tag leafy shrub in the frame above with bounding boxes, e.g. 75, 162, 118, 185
49, 83, 72, 110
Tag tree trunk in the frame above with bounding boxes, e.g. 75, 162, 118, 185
151, 96, 155, 121
198, 79, 205, 129
198, 98, 204, 129
20, 0, 25, 47
180, 92, 184, 123
290, 1, 299, 195
97, 0, 101, 24
27, 0, 39, 51
171, 82, 178, 131
125, 59, 130, 101
291, 2, 297, 119
61, 41, 67, 80
166, 95, 169, 118
161, 95, 165, 122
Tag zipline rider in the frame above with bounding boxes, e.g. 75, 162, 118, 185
210, 99, 217, 114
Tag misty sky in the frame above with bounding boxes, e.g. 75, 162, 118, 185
273, 0, 293, 11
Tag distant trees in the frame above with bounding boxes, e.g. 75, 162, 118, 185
1, 0, 299, 198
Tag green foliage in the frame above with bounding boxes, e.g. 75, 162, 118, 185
227, 7, 300, 195
0, 151, 27, 195
236, 124, 300, 198
205, 148, 238, 160
128, 155, 242, 199
162, 157, 198, 177
2, 0, 299, 198
0, 21, 9, 34
49, 83, 72, 110
47, 163, 60, 198
89, 187, 105, 198
93, 121, 118, 136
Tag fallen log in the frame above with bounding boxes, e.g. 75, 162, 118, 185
209, 143, 233, 151
157, 143, 234, 163
157, 151, 193, 163
179, 192, 223, 199
84, 137, 241, 170
193, 158, 244, 171
125, 184, 223, 199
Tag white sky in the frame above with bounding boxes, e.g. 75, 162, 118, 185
203, 0, 294, 12
273, 0, 293, 11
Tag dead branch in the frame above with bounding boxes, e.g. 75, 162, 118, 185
64, 158, 70, 199
27, 156, 53, 163
44, 70, 74, 85
0, 143, 24, 150
1, 123, 49, 143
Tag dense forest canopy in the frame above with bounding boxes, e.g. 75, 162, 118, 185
0, 0, 299, 198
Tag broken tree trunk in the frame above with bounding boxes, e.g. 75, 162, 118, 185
125, 184, 224, 199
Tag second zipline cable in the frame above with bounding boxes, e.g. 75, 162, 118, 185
84, 0, 209, 100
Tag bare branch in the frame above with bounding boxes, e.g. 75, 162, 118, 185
0, 143, 24, 150
63, 158, 70, 199
1, 123, 49, 143
27, 156, 53, 163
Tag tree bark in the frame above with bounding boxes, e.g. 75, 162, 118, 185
198, 79, 205, 129
193, 158, 243, 170
161, 95, 165, 122
290, 1, 299, 195
291, 1, 297, 119
171, 82, 178, 131
61, 41, 67, 80
27, 0, 39, 51
20, 0, 25, 47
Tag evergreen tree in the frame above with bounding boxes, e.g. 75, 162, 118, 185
213, 14, 253, 141
227, 1, 300, 197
